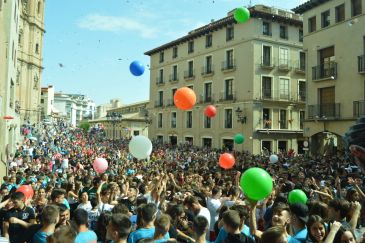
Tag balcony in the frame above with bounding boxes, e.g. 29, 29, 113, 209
169, 74, 179, 83
312, 62, 337, 81
221, 60, 236, 72
201, 65, 214, 77
219, 92, 236, 102
184, 70, 195, 80
353, 100, 365, 117
154, 100, 164, 108
295, 61, 306, 74
155, 77, 165, 86
261, 89, 306, 102
261, 57, 275, 69
308, 103, 341, 119
358, 55, 365, 73
199, 94, 215, 104
278, 59, 291, 72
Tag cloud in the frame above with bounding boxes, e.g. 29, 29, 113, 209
77, 14, 159, 39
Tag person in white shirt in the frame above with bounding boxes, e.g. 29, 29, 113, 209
77, 191, 92, 212
184, 196, 211, 229
97, 182, 114, 213
207, 187, 222, 238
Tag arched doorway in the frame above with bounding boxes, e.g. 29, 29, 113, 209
310, 131, 345, 156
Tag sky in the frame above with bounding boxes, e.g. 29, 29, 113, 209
42, 0, 306, 106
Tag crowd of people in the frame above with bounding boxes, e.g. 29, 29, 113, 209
0, 118, 365, 243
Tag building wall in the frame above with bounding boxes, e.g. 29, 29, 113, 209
298, 0, 365, 151
147, 6, 305, 154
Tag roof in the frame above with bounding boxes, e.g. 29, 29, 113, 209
292, 0, 332, 14
145, 6, 303, 56
108, 101, 149, 112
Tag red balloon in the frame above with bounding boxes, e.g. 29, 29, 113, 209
219, 153, 235, 169
204, 105, 217, 118
16, 185, 34, 199
174, 87, 196, 110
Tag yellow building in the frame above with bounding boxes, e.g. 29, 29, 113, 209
17, 0, 45, 124
145, 5, 306, 154
293, 0, 365, 155
90, 101, 150, 140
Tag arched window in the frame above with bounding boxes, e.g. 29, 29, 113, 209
35, 43, 39, 54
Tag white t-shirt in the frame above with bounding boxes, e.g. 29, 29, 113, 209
77, 202, 92, 212
198, 206, 211, 228
98, 202, 114, 213
206, 198, 221, 231
61, 159, 69, 169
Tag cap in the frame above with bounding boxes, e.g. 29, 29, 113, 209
290, 203, 309, 223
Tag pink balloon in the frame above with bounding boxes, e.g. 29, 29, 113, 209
93, 158, 108, 173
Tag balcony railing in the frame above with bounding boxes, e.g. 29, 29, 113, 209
354, 100, 365, 117
169, 74, 179, 83
154, 100, 164, 108
221, 60, 236, 72
201, 65, 214, 76
156, 77, 165, 85
312, 62, 337, 80
308, 103, 341, 119
295, 60, 306, 74
199, 94, 215, 104
278, 59, 291, 71
261, 89, 306, 102
261, 56, 275, 69
358, 55, 365, 73
263, 30, 272, 36
184, 70, 195, 80
219, 92, 236, 101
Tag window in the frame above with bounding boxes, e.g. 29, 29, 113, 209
172, 46, 178, 58
278, 141, 288, 152
225, 79, 233, 100
299, 52, 306, 71
300, 111, 305, 129
37, 1, 41, 15
224, 109, 232, 129
279, 48, 289, 68
335, 4, 345, 22
171, 112, 176, 128
206, 34, 212, 48
188, 41, 194, 53
159, 69, 164, 83
41, 99, 44, 104
158, 113, 163, 128
204, 116, 211, 128
205, 56, 212, 74
157, 136, 164, 144
35, 43, 39, 54
158, 91, 163, 106
172, 65, 178, 80
308, 16, 316, 33
262, 22, 271, 36
299, 29, 303, 42
226, 50, 234, 68
188, 60, 194, 77
279, 78, 289, 100
280, 25, 288, 39
262, 141, 272, 154
204, 83, 212, 102
159, 51, 164, 63
321, 10, 330, 28
187, 85, 193, 90
262, 76, 272, 99
172, 88, 177, 98
352, 0, 362, 16
226, 25, 234, 41
263, 108, 271, 128
298, 81, 306, 101
279, 110, 287, 129
318, 46, 335, 78
262, 45, 272, 66
202, 138, 212, 147
186, 111, 193, 128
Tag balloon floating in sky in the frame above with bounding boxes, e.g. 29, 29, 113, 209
234, 7, 250, 23
234, 134, 245, 144
240, 167, 273, 201
129, 135, 153, 160
129, 60, 145, 76
174, 87, 196, 111
204, 105, 217, 118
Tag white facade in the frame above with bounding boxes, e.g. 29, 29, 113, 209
95, 99, 122, 119
40, 85, 54, 119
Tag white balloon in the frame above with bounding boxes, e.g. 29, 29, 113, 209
129, 135, 153, 160
269, 154, 279, 163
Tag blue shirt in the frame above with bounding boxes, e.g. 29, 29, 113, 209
75, 230, 97, 243
33, 231, 52, 243
288, 235, 301, 243
215, 225, 253, 243
127, 227, 169, 243
293, 227, 308, 243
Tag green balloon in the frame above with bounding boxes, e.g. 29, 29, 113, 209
288, 189, 308, 204
234, 7, 250, 23
234, 134, 245, 144
240, 168, 273, 201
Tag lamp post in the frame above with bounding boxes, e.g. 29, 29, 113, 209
106, 111, 122, 148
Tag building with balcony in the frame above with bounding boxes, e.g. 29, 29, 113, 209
293, 0, 365, 155
145, 5, 306, 154
40, 85, 55, 119
95, 99, 122, 119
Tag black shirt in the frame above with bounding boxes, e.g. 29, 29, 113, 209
223, 233, 255, 243
119, 198, 136, 214
5, 206, 35, 243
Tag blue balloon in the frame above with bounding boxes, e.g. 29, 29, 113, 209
129, 61, 145, 76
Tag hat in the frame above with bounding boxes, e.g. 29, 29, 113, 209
290, 203, 309, 223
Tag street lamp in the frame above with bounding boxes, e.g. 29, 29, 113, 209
106, 111, 122, 148
235, 107, 247, 124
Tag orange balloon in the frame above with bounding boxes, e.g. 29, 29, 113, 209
174, 87, 196, 110
219, 153, 235, 169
